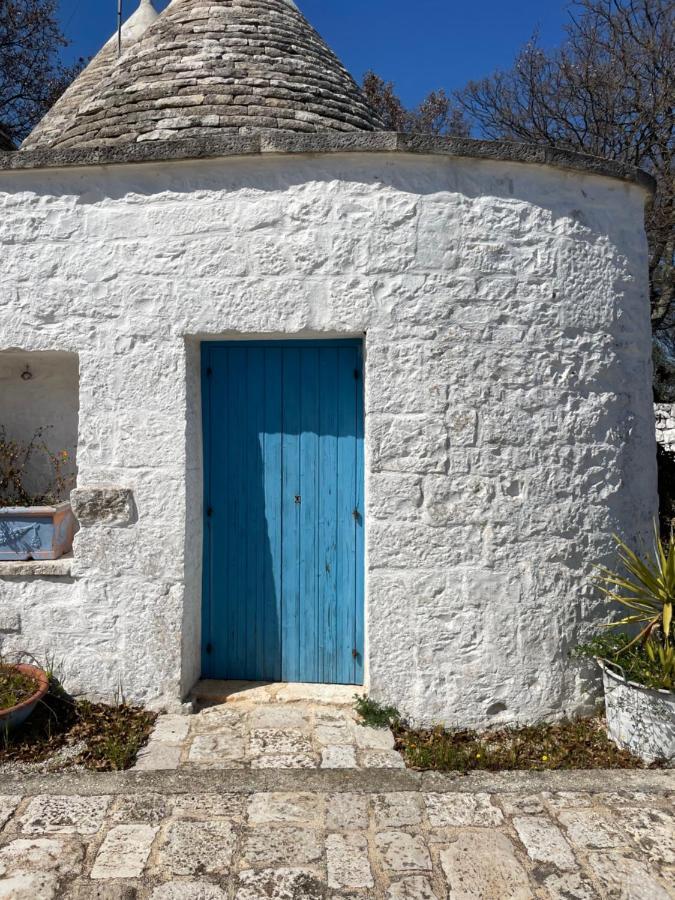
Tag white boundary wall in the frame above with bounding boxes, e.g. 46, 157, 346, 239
655, 404, 675, 451
0, 152, 656, 726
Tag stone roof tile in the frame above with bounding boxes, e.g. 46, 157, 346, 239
22, 0, 382, 151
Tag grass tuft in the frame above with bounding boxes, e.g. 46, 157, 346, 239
396, 716, 656, 771
0, 666, 39, 711
354, 694, 401, 729
354, 695, 662, 770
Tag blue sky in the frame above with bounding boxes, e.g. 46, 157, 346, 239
58, 0, 571, 107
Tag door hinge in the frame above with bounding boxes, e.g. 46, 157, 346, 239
206, 367, 213, 377
206, 643, 213, 654
352, 648, 359, 659
207, 506, 213, 518
354, 368, 360, 380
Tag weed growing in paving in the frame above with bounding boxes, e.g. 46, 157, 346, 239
354, 694, 401, 729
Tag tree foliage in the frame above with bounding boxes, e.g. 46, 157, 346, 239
362, 71, 469, 137
0, 0, 83, 145
454, 0, 674, 329
364, 1, 673, 337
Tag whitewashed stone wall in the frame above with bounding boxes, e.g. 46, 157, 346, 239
0, 153, 656, 726
655, 404, 675, 451
0, 351, 79, 496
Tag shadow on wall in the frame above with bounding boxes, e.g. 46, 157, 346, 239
0, 351, 80, 500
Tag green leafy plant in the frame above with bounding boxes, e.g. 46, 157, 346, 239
596, 527, 674, 647
0, 681, 156, 771
577, 527, 675, 691
354, 694, 400, 729
575, 633, 674, 691
0, 426, 74, 507
0, 665, 39, 710
397, 716, 646, 772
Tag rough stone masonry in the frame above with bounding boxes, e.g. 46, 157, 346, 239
0, 137, 656, 726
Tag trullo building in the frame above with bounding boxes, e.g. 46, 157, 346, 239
0, 0, 657, 725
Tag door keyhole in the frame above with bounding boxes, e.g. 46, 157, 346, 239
294, 495, 301, 504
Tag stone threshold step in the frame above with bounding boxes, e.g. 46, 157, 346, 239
1, 767, 673, 799
190, 680, 359, 706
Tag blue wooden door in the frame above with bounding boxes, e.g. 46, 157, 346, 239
202, 340, 364, 685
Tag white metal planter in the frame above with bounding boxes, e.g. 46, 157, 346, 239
599, 659, 675, 763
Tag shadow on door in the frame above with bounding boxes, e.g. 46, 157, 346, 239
201, 341, 364, 686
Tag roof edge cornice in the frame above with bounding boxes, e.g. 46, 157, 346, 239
0, 133, 656, 193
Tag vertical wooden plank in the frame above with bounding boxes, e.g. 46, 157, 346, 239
298, 347, 320, 682
263, 347, 283, 680
246, 347, 266, 680
353, 345, 365, 685
208, 347, 235, 678
318, 347, 339, 683
200, 344, 214, 677
281, 347, 301, 682
226, 346, 249, 678
335, 347, 359, 683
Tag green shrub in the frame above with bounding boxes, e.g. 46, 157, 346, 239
579, 526, 675, 691
0, 665, 38, 710
354, 694, 400, 729
575, 633, 674, 691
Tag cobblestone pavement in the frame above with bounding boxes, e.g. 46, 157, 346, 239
134, 685, 403, 772
0, 769, 673, 899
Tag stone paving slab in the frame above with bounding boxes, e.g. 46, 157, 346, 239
134, 699, 402, 772
1, 767, 674, 798
0, 772, 673, 898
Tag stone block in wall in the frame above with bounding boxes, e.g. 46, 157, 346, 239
368, 473, 423, 521
370, 416, 448, 474
70, 486, 136, 527
655, 403, 675, 452
422, 475, 496, 527
0, 609, 21, 633
447, 409, 478, 447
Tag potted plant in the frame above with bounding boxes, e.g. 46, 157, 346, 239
0, 660, 49, 732
0, 426, 76, 561
577, 527, 675, 763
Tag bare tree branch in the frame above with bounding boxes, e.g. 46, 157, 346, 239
455, 0, 674, 335
362, 71, 470, 137
0, 0, 84, 145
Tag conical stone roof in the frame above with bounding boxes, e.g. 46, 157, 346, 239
23, 0, 383, 152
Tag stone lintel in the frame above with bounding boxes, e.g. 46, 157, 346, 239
0, 133, 655, 193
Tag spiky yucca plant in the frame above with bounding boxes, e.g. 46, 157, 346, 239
593, 526, 674, 688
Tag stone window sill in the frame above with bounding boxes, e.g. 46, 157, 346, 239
0, 554, 73, 577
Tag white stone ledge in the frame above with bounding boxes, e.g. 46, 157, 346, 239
0, 554, 73, 577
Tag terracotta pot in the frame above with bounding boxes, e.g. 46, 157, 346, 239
0, 664, 50, 732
